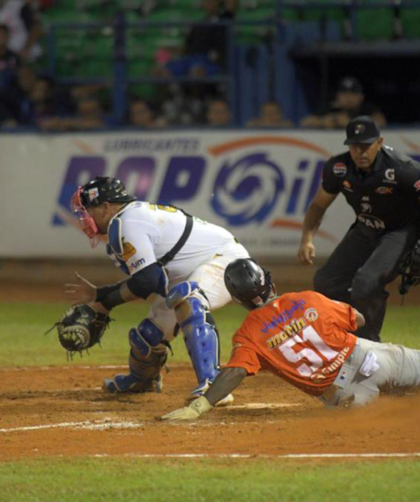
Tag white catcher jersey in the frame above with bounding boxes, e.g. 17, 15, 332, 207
107, 201, 235, 281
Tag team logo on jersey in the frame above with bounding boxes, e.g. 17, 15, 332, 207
128, 257, 145, 273
313, 347, 350, 378
266, 317, 307, 350
414, 180, 420, 191
342, 180, 353, 192
121, 239, 137, 261
360, 202, 372, 213
375, 186, 393, 195
384, 169, 396, 182
304, 308, 318, 322
333, 163, 347, 177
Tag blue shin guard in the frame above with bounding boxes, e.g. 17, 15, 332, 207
166, 282, 220, 388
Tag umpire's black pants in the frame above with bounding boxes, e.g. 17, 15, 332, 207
314, 222, 418, 342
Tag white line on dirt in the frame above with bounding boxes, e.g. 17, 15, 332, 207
88, 453, 420, 459
1, 365, 127, 372
0, 420, 143, 433
228, 403, 301, 409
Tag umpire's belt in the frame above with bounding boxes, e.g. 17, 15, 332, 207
158, 214, 193, 266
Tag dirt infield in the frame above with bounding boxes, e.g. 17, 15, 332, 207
0, 364, 419, 462
1, 263, 419, 463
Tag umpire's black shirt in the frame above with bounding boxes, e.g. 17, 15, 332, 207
322, 146, 420, 232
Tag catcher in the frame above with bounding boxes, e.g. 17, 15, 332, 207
54, 176, 249, 403
162, 258, 420, 421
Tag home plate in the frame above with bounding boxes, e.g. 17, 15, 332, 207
228, 403, 301, 410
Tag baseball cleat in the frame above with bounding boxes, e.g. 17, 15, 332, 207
103, 373, 163, 394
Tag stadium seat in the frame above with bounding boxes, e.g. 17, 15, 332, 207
356, 0, 395, 41
235, 5, 274, 45
401, 8, 420, 40
128, 83, 157, 101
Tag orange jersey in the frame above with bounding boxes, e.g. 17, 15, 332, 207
226, 291, 358, 396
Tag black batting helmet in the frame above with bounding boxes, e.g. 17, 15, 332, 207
80, 176, 136, 208
224, 258, 274, 310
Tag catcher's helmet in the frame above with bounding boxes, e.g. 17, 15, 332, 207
80, 176, 136, 208
224, 258, 274, 310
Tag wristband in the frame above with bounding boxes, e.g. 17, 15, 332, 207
96, 284, 125, 311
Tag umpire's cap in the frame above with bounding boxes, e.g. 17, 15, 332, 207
224, 258, 274, 310
80, 176, 136, 208
344, 116, 381, 145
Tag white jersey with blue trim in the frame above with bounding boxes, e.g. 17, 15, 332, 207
107, 201, 234, 281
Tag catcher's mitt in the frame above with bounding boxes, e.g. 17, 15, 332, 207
50, 304, 111, 356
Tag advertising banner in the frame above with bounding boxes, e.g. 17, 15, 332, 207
1, 130, 419, 258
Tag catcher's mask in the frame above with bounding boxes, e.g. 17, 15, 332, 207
71, 177, 136, 248
224, 258, 274, 310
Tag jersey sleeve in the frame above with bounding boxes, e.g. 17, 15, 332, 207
398, 159, 420, 195
225, 322, 262, 375
108, 216, 157, 275
321, 158, 341, 195
325, 298, 357, 331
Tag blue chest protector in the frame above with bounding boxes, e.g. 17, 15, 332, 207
107, 217, 130, 274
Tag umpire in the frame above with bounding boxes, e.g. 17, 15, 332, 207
298, 115, 420, 342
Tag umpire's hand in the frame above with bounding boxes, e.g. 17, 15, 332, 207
298, 240, 316, 265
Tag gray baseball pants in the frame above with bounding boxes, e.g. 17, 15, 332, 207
318, 338, 420, 408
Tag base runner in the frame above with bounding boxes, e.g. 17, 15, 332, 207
161, 258, 420, 421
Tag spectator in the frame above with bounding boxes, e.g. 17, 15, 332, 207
40, 97, 105, 131
0, 0, 43, 61
300, 77, 387, 129
24, 76, 56, 125
207, 99, 231, 126
129, 99, 166, 128
247, 101, 294, 128
165, 0, 237, 78
2, 64, 37, 123
0, 24, 19, 90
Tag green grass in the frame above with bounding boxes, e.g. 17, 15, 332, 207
0, 303, 417, 368
0, 302, 248, 367
0, 458, 419, 502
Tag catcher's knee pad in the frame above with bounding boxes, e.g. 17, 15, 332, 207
129, 318, 164, 358
166, 281, 220, 384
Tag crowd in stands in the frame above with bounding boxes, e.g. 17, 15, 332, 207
0, 0, 391, 130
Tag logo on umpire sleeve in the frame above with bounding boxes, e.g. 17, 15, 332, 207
333, 163, 347, 177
